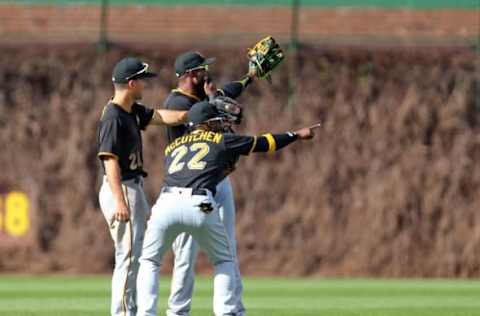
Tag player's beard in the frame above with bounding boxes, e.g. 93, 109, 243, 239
194, 80, 207, 100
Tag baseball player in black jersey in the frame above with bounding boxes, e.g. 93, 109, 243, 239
164, 51, 256, 316
136, 100, 318, 316
97, 57, 189, 316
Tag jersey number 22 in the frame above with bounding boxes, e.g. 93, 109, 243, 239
168, 143, 210, 174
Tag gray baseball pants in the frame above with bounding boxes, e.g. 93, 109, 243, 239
167, 177, 245, 316
136, 187, 237, 316
99, 176, 150, 316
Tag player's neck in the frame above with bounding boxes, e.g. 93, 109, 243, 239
192, 125, 209, 133
177, 81, 197, 98
111, 92, 135, 113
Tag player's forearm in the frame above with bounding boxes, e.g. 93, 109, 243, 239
238, 74, 255, 88
104, 158, 127, 206
151, 109, 187, 126
216, 75, 254, 99
252, 132, 298, 153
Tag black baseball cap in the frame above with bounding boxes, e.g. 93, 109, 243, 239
187, 101, 219, 126
175, 51, 216, 77
112, 57, 158, 83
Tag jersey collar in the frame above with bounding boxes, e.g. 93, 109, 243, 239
109, 100, 134, 114
172, 88, 201, 102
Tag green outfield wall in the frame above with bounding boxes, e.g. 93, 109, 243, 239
0, 0, 477, 9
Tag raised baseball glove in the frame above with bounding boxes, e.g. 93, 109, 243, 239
210, 96, 243, 124
247, 36, 284, 83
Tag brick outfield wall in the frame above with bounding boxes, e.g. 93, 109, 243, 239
0, 5, 478, 46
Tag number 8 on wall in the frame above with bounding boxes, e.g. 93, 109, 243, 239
0, 192, 30, 237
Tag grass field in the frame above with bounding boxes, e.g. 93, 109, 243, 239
1, 275, 479, 316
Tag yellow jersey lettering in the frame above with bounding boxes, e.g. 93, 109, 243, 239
174, 137, 182, 147
165, 144, 173, 155
166, 132, 222, 156
206, 132, 214, 142
200, 132, 209, 142
213, 133, 222, 143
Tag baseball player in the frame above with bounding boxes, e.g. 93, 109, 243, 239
164, 51, 256, 316
97, 57, 189, 316
136, 100, 318, 316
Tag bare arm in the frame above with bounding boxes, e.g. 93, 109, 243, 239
103, 157, 130, 222
150, 109, 187, 126
294, 123, 321, 139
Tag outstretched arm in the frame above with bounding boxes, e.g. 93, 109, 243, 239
225, 123, 320, 156
133, 103, 187, 128
251, 125, 317, 153
216, 74, 255, 99
150, 109, 187, 126
203, 68, 257, 100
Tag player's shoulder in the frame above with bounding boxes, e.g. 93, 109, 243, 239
223, 132, 254, 144
131, 102, 149, 112
99, 103, 133, 131
221, 132, 249, 145
221, 132, 254, 155
100, 102, 123, 121
222, 132, 238, 141
164, 89, 199, 110
223, 132, 248, 141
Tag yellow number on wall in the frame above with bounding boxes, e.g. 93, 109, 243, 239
0, 197, 3, 232
5, 192, 30, 237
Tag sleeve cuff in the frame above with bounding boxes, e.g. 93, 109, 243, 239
98, 152, 119, 160
237, 75, 253, 88
248, 136, 258, 154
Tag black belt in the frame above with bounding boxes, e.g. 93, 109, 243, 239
161, 186, 210, 196
123, 175, 143, 184
122, 171, 148, 183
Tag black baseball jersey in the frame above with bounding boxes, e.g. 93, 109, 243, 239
163, 89, 199, 142
163, 131, 255, 194
163, 82, 245, 142
97, 102, 154, 181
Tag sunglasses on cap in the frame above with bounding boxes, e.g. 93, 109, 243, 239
186, 65, 209, 73
125, 62, 150, 81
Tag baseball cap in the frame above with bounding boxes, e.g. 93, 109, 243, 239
187, 101, 220, 126
112, 57, 158, 83
175, 51, 216, 77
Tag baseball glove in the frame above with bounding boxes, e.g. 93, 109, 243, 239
210, 96, 243, 124
247, 36, 284, 82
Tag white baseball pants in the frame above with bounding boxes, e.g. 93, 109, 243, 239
136, 187, 237, 316
167, 177, 245, 316
99, 176, 150, 316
